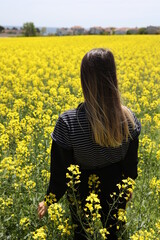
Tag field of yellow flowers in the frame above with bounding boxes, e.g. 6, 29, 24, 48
0, 35, 160, 239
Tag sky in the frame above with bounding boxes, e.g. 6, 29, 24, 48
1, 0, 160, 28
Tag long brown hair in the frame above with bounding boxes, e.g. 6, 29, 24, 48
80, 48, 135, 147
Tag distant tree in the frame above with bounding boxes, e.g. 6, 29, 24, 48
0, 25, 5, 33
126, 30, 132, 35
102, 31, 110, 35
22, 22, 37, 36
138, 27, 147, 34
36, 28, 40, 35
12, 27, 18, 30
41, 27, 47, 35
110, 27, 115, 35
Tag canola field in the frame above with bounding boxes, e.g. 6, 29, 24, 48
0, 36, 160, 239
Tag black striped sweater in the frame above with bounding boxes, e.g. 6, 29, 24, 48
46, 102, 141, 203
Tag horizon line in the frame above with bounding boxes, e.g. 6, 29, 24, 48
2, 24, 160, 29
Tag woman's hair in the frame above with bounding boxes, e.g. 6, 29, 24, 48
80, 48, 135, 147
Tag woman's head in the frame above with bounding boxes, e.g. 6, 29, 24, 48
80, 48, 134, 147
81, 48, 118, 106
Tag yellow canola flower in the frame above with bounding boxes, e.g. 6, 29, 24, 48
41, 169, 50, 181
155, 219, 160, 233
67, 164, 81, 176
66, 164, 81, 187
0, 197, 13, 211
130, 229, 156, 240
48, 203, 65, 221
99, 228, 110, 239
44, 193, 57, 206
48, 203, 72, 236
0, 35, 160, 239
19, 217, 30, 230
57, 219, 72, 236
25, 180, 36, 190
117, 208, 127, 223
32, 226, 47, 240
85, 193, 102, 221
149, 177, 160, 196
88, 174, 101, 191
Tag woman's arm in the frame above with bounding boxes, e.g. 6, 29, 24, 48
121, 137, 139, 180
46, 140, 73, 201
38, 140, 73, 219
120, 137, 139, 202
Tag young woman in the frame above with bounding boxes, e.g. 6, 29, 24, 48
38, 48, 141, 239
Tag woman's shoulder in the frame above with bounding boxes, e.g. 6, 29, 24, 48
126, 107, 141, 139
58, 102, 85, 124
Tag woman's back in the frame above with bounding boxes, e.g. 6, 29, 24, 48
51, 102, 141, 169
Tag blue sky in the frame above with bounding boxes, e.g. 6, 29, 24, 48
1, 0, 160, 28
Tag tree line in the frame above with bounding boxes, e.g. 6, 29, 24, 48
0, 22, 46, 36
1, 22, 160, 36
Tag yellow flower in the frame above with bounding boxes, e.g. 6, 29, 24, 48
130, 229, 156, 240
149, 177, 160, 196
117, 208, 127, 222
45, 193, 57, 206
85, 193, 102, 221
99, 228, 110, 239
88, 174, 100, 190
0, 35, 160, 239
25, 180, 36, 190
32, 226, 47, 240
66, 164, 81, 187
19, 217, 30, 230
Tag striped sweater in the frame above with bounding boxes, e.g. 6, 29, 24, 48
51, 102, 141, 169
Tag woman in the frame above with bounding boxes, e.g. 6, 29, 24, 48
38, 48, 141, 239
